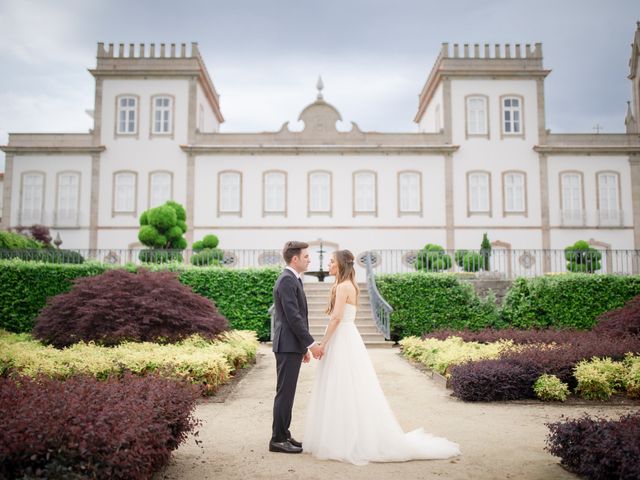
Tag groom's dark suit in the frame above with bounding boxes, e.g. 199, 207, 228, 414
271, 268, 315, 443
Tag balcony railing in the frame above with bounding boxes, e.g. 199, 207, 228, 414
1, 248, 639, 278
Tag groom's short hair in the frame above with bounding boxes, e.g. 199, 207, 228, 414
283, 241, 309, 264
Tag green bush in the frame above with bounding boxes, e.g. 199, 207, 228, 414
500, 274, 640, 329
574, 357, 628, 400
565, 240, 602, 273
454, 250, 468, 267
533, 374, 570, 402
462, 252, 484, 272
193, 235, 219, 251
376, 272, 502, 338
0, 260, 280, 340
138, 249, 183, 264
0, 231, 43, 249
625, 354, 640, 398
190, 248, 224, 266
413, 244, 452, 272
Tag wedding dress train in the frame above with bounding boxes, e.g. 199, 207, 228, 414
303, 303, 461, 465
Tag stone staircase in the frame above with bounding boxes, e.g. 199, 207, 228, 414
303, 282, 392, 348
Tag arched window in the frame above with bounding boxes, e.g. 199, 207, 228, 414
20, 172, 45, 225
560, 171, 583, 225
398, 171, 422, 214
264, 171, 286, 215
116, 95, 138, 135
503, 171, 526, 214
466, 95, 488, 136
56, 172, 80, 225
467, 171, 491, 215
151, 95, 173, 135
149, 172, 172, 208
218, 171, 242, 215
597, 171, 621, 225
113, 171, 137, 214
308, 171, 331, 214
353, 171, 376, 215
501, 95, 524, 136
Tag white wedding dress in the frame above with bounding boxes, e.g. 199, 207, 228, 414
303, 303, 461, 465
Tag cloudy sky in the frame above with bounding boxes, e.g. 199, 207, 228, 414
0, 0, 637, 171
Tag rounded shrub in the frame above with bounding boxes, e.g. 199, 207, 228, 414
462, 252, 483, 272
138, 249, 183, 264
413, 243, 452, 272
32, 269, 229, 348
191, 248, 224, 267
533, 374, 569, 402
565, 240, 602, 273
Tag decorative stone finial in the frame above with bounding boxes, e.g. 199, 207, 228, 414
316, 76, 324, 100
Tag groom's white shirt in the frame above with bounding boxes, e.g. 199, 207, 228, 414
285, 266, 316, 349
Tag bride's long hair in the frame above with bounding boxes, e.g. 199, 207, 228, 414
326, 249, 360, 314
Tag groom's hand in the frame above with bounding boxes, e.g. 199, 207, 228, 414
302, 351, 311, 363
309, 343, 323, 360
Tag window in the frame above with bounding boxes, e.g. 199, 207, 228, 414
219, 171, 241, 214
561, 172, 583, 225
398, 172, 421, 214
21, 172, 44, 225
468, 172, 490, 214
353, 171, 376, 215
502, 96, 522, 135
114, 172, 136, 214
152, 96, 172, 134
56, 172, 80, 225
117, 96, 137, 134
264, 171, 286, 214
503, 171, 526, 214
597, 172, 620, 225
309, 172, 331, 214
466, 96, 488, 136
149, 172, 172, 208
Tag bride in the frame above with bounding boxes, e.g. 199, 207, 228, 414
303, 249, 461, 465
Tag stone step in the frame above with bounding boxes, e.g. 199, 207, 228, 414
309, 325, 381, 335
308, 317, 375, 324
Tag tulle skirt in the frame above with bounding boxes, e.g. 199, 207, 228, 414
303, 320, 461, 465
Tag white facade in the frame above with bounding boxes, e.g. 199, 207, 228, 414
2, 33, 640, 274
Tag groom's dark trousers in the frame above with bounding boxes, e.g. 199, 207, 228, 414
271, 269, 314, 443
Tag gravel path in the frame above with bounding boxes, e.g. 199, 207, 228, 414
157, 344, 637, 480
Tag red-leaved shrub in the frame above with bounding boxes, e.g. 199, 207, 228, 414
450, 335, 640, 401
592, 294, 640, 338
33, 269, 229, 347
546, 412, 640, 480
0, 374, 200, 480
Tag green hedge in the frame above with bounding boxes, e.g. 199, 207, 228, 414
376, 273, 503, 338
0, 260, 279, 340
500, 274, 640, 329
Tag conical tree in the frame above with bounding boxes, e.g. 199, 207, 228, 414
480, 232, 492, 271
138, 201, 187, 263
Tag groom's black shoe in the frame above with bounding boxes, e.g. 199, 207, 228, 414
269, 440, 302, 454
287, 437, 302, 448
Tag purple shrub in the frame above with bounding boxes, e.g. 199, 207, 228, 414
0, 374, 200, 480
546, 412, 640, 480
592, 295, 640, 338
33, 269, 229, 348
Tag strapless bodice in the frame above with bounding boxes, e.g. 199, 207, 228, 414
341, 303, 357, 324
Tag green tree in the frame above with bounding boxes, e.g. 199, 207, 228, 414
137, 201, 187, 263
191, 234, 225, 267
480, 232, 492, 271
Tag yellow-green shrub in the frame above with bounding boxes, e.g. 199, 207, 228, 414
624, 354, 640, 398
0, 329, 258, 395
574, 357, 628, 400
399, 335, 514, 375
533, 374, 570, 402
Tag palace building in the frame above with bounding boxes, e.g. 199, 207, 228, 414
2, 24, 640, 274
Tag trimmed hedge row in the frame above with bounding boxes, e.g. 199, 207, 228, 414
0, 374, 200, 480
0, 260, 279, 340
501, 274, 640, 329
376, 273, 502, 338
380, 273, 640, 336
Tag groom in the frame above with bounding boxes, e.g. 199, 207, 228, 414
270, 241, 324, 454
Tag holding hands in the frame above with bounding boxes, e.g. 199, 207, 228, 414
309, 343, 324, 360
